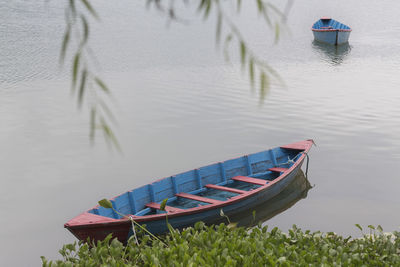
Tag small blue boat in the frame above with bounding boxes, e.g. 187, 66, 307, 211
65, 140, 314, 243
312, 17, 351, 45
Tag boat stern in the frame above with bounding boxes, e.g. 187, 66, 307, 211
65, 212, 130, 242
280, 139, 314, 153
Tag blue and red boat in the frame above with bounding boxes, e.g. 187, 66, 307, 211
312, 17, 351, 45
65, 140, 314, 242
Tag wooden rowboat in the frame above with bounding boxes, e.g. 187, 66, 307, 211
312, 17, 351, 45
65, 140, 314, 242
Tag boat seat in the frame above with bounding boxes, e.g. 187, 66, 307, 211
145, 202, 184, 213
268, 167, 288, 173
231, 176, 268, 185
175, 193, 223, 204
205, 184, 246, 194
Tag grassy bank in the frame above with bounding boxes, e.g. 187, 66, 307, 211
42, 223, 399, 266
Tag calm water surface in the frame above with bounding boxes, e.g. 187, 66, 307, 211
1, 0, 400, 265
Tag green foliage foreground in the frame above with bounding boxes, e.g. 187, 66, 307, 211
42, 223, 400, 266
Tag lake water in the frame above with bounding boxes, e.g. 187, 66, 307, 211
1, 0, 400, 265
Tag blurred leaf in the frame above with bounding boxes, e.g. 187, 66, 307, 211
90, 106, 96, 140
81, 15, 89, 46
98, 100, 117, 124
98, 199, 113, 209
78, 69, 87, 108
197, 0, 207, 11
101, 120, 121, 151
355, 224, 363, 232
80, 0, 98, 19
377, 225, 383, 232
60, 25, 71, 63
260, 3, 272, 26
69, 0, 76, 16
237, 0, 242, 12
216, 12, 222, 44
368, 225, 375, 230
72, 52, 80, 89
260, 71, 269, 100
256, 0, 263, 13
203, 0, 212, 20
240, 41, 246, 66
249, 57, 255, 87
94, 77, 110, 94
223, 33, 233, 61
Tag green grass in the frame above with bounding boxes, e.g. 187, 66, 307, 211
42, 223, 399, 266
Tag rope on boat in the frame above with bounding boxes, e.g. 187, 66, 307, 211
129, 216, 139, 246
303, 140, 317, 179
304, 152, 310, 178
277, 140, 315, 178
304, 140, 316, 178
276, 155, 298, 167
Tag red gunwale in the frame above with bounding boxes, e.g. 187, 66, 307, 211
65, 140, 314, 230
311, 28, 352, 32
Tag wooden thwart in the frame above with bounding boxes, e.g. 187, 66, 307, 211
145, 202, 183, 213
176, 193, 223, 204
231, 176, 268, 185
205, 184, 246, 194
268, 167, 288, 173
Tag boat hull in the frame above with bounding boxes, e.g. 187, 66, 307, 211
313, 30, 350, 45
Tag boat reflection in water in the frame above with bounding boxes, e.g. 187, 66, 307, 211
228, 170, 312, 227
312, 41, 351, 66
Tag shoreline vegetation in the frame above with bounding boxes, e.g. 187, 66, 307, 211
42, 223, 399, 266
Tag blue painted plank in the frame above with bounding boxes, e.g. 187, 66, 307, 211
113, 192, 132, 216
171, 176, 178, 194
224, 157, 247, 179
219, 162, 226, 182
269, 149, 278, 166
245, 155, 252, 175
199, 163, 221, 186
148, 184, 156, 203
195, 169, 202, 189
152, 178, 174, 202
128, 191, 137, 214
175, 171, 197, 193
247, 151, 268, 164
247, 151, 272, 174
132, 185, 151, 212
224, 156, 246, 170
111, 200, 119, 219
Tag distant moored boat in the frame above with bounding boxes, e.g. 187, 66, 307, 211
312, 17, 351, 45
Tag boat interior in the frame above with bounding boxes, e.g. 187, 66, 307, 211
88, 147, 304, 218
313, 18, 351, 30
